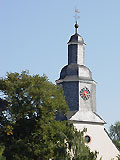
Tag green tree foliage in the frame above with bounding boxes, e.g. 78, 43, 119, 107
0, 71, 97, 160
109, 121, 120, 151
0, 145, 6, 160
117, 154, 120, 160
109, 121, 120, 159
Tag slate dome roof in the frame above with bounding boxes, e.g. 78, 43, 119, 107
68, 33, 85, 44
60, 64, 92, 80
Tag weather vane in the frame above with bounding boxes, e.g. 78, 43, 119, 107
74, 8, 80, 23
74, 8, 80, 34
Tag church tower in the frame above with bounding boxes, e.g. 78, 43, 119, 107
56, 21, 119, 159
56, 22, 101, 122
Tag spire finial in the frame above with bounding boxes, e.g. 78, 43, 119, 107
75, 21, 79, 34
74, 8, 80, 34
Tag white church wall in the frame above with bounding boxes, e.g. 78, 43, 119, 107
73, 122, 119, 160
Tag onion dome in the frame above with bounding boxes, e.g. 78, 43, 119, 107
60, 64, 92, 81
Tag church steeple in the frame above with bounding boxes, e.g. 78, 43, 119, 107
56, 21, 96, 113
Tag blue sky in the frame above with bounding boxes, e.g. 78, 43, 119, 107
0, 0, 120, 129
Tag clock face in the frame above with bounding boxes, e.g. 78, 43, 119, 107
80, 87, 90, 100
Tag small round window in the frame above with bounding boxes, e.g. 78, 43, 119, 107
85, 135, 91, 143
